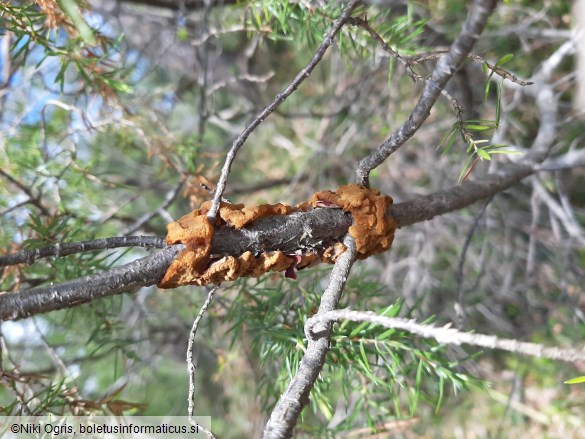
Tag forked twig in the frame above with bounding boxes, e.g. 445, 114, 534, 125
355, 0, 499, 187
207, 0, 362, 220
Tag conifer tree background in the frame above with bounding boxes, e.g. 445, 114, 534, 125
1, 0, 585, 437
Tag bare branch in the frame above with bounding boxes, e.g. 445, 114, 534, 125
306, 309, 585, 363
0, 169, 51, 216
0, 236, 166, 268
389, 161, 533, 227
4, 151, 585, 320
263, 234, 357, 439
187, 287, 217, 439
355, 0, 499, 187
411, 51, 533, 87
0, 246, 182, 321
455, 196, 493, 328
207, 0, 362, 220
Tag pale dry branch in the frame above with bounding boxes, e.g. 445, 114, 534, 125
410, 51, 533, 87
306, 309, 585, 363
0, 245, 183, 321
187, 287, 218, 439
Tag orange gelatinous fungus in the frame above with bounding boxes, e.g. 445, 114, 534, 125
309, 184, 397, 259
157, 185, 397, 288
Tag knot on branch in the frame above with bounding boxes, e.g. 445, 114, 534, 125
157, 185, 396, 288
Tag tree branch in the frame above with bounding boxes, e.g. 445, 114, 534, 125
3, 153, 582, 321
355, 0, 499, 186
262, 234, 358, 439
207, 0, 362, 220
0, 236, 166, 268
0, 246, 182, 321
305, 309, 585, 363
115, 0, 237, 11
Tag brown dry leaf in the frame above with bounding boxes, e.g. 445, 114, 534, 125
34, 0, 66, 29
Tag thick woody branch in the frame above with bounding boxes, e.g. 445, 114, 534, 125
0, 246, 182, 321
1, 155, 572, 321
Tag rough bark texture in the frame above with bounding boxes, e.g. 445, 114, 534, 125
262, 234, 358, 439
0, 246, 182, 321
0, 159, 540, 322
211, 209, 353, 255
390, 162, 534, 227
0, 209, 352, 321
116, 0, 238, 10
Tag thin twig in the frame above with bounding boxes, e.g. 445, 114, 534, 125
187, 287, 218, 439
455, 196, 493, 328
0, 169, 51, 216
263, 234, 357, 439
195, 0, 213, 143
0, 236, 166, 268
121, 182, 183, 236
207, 0, 362, 220
348, 17, 463, 112
536, 149, 585, 171
306, 309, 585, 363
355, 0, 499, 187
410, 51, 533, 87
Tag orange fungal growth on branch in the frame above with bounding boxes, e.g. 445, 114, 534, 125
309, 184, 397, 259
157, 185, 396, 288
